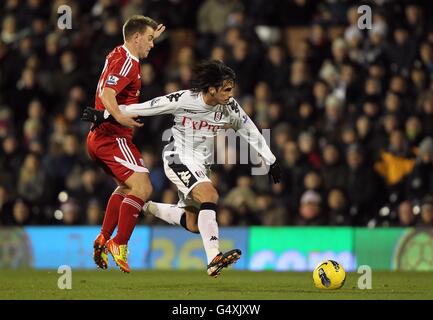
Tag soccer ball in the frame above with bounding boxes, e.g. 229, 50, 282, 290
313, 260, 346, 290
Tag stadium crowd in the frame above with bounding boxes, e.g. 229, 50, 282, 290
1, 0, 433, 228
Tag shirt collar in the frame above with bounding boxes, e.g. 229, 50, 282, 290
122, 45, 139, 62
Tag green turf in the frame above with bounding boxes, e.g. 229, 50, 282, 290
0, 269, 432, 300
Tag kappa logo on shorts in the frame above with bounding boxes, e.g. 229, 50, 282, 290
169, 159, 198, 188
178, 170, 192, 186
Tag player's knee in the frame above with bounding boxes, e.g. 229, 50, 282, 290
192, 183, 219, 204
199, 189, 219, 204
209, 191, 219, 204
131, 183, 153, 201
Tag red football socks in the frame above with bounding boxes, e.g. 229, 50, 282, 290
113, 194, 144, 245
101, 191, 125, 240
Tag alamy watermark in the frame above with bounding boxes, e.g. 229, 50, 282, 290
57, 5, 72, 30
161, 127, 272, 176
357, 265, 372, 289
358, 5, 372, 30
57, 265, 72, 290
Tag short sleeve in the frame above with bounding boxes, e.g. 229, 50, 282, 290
104, 56, 134, 94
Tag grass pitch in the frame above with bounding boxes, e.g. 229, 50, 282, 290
0, 269, 432, 300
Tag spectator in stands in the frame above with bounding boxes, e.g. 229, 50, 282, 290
260, 44, 290, 93
1, 15, 18, 45
61, 198, 82, 225
340, 125, 358, 150
226, 38, 259, 95
419, 42, 433, 73
397, 200, 417, 227
405, 4, 424, 40
63, 99, 88, 138
281, 59, 312, 113
17, 152, 48, 206
223, 175, 259, 225
320, 142, 346, 190
293, 100, 317, 135
405, 137, 433, 202
0, 185, 14, 225
140, 63, 162, 101
297, 131, 321, 169
345, 144, 383, 225
419, 196, 433, 227
11, 199, 37, 225
318, 94, 345, 143
68, 165, 112, 210
15, 68, 45, 126
327, 187, 351, 226
52, 50, 84, 99
419, 93, 433, 137
296, 190, 327, 225
86, 199, 104, 225
256, 192, 287, 226
217, 206, 237, 227
410, 63, 428, 97
253, 81, 272, 127
312, 79, 329, 112
405, 116, 423, 148
0, 135, 22, 194
386, 25, 418, 75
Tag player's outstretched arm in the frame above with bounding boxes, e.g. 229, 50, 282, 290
108, 91, 184, 118
81, 106, 146, 123
227, 99, 281, 183
82, 91, 184, 127
100, 88, 143, 128
81, 107, 140, 131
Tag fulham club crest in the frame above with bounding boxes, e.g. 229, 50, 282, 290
214, 112, 222, 122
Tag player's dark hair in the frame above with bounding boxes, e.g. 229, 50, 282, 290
190, 60, 236, 93
123, 15, 158, 41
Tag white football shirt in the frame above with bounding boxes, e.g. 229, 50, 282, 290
115, 90, 276, 166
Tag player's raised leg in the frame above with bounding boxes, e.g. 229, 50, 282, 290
190, 182, 241, 277
143, 202, 199, 233
107, 171, 153, 273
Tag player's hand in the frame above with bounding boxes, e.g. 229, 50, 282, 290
81, 107, 112, 131
81, 107, 107, 123
114, 113, 143, 128
154, 24, 166, 39
269, 160, 282, 184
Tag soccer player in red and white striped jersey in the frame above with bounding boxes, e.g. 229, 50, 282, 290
87, 15, 165, 273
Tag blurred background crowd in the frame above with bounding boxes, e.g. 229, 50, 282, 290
1, 0, 433, 228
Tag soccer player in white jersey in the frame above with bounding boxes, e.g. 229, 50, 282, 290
82, 60, 281, 277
